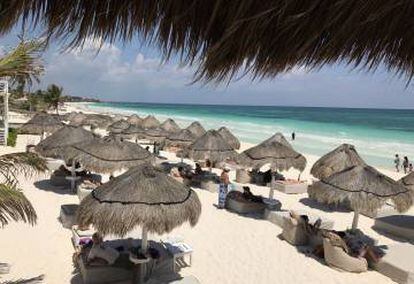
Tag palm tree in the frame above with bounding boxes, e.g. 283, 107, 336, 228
0, 38, 45, 86
0, 152, 46, 226
0, 39, 46, 227
44, 84, 63, 114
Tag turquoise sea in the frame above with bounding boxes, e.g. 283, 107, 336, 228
86, 102, 414, 170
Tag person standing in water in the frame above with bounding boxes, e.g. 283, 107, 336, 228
218, 167, 230, 209
394, 154, 400, 172
403, 156, 409, 174
292, 132, 296, 141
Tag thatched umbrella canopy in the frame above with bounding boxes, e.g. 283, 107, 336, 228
81, 114, 113, 129
311, 144, 366, 180
3, 1, 414, 83
127, 114, 142, 126
165, 129, 196, 149
217, 127, 240, 150
61, 111, 78, 122
141, 115, 160, 129
161, 118, 181, 133
309, 165, 413, 230
77, 163, 201, 252
69, 112, 88, 126
400, 172, 414, 191
107, 120, 130, 134
64, 135, 154, 174
186, 121, 206, 138
120, 125, 146, 140
19, 113, 63, 135
238, 134, 306, 172
143, 127, 169, 143
187, 130, 237, 164
35, 125, 96, 159
262, 132, 293, 149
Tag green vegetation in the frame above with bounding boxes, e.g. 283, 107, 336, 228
0, 38, 47, 227
7, 128, 17, 147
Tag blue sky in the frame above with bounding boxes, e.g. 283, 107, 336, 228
2, 30, 414, 109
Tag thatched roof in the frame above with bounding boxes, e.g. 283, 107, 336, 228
3, 1, 413, 83
127, 114, 142, 126
107, 120, 130, 134
166, 129, 196, 148
143, 127, 169, 143
81, 114, 113, 129
400, 172, 414, 191
69, 112, 88, 126
309, 165, 413, 214
35, 125, 96, 159
311, 144, 366, 180
187, 130, 237, 162
61, 111, 78, 122
161, 118, 181, 133
217, 127, 240, 150
186, 121, 206, 138
77, 163, 201, 236
141, 115, 161, 129
238, 134, 306, 172
19, 113, 63, 135
64, 135, 154, 173
120, 125, 146, 140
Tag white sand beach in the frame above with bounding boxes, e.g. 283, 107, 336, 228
0, 105, 412, 284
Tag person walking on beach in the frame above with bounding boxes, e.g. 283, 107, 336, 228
291, 132, 296, 141
394, 154, 400, 172
403, 156, 409, 174
218, 167, 230, 209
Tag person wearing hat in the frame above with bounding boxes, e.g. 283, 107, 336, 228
218, 167, 230, 209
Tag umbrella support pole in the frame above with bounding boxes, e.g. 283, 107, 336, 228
352, 211, 359, 231
70, 165, 76, 193
141, 227, 148, 253
269, 174, 275, 199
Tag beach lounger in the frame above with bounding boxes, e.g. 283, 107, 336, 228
71, 226, 94, 248
281, 217, 309, 246
235, 168, 251, 184
266, 210, 334, 230
373, 215, 414, 241
226, 196, 267, 215
162, 239, 193, 272
273, 180, 308, 194
323, 238, 368, 273
373, 243, 414, 284
60, 204, 79, 229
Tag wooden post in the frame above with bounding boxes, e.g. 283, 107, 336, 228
3, 91, 8, 146
352, 210, 359, 231
141, 227, 148, 253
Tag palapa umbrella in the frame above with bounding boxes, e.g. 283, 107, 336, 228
81, 114, 113, 129
69, 112, 88, 126
35, 125, 96, 159
120, 125, 146, 141
238, 133, 306, 172
64, 135, 154, 174
309, 165, 413, 230
187, 130, 237, 167
160, 118, 181, 133
186, 121, 206, 138
127, 114, 142, 126
400, 172, 414, 191
19, 113, 63, 136
217, 126, 240, 150
165, 129, 196, 149
237, 133, 306, 198
77, 163, 201, 254
311, 144, 366, 180
4, 1, 414, 84
143, 127, 169, 144
107, 120, 130, 134
141, 115, 160, 129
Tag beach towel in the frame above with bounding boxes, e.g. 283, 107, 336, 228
218, 183, 228, 208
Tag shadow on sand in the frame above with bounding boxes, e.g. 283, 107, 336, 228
33, 180, 74, 195
299, 198, 351, 213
